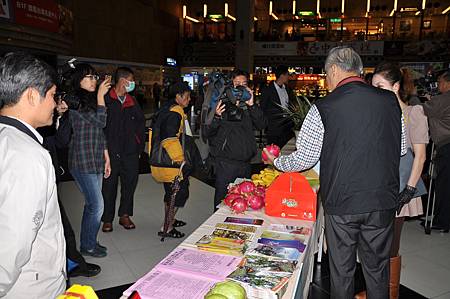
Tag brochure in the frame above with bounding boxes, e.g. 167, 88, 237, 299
258, 238, 306, 253
247, 244, 301, 261
123, 248, 242, 299
224, 216, 264, 226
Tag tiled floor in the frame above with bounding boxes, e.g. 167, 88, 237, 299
61, 174, 450, 299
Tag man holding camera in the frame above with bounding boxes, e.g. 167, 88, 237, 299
423, 71, 450, 233
205, 69, 266, 211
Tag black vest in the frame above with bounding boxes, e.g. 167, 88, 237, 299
315, 81, 401, 215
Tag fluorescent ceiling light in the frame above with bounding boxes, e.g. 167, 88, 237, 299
186, 16, 200, 23
203, 4, 207, 18
228, 14, 236, 21
271, 13, 279, 20
443, 5, 450, 14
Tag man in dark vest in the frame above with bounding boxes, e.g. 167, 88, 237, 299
261, 65, 296, 149
264, 46, 407, 299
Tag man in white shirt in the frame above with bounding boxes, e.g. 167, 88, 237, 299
0, 52, 66, 298
260, 65, 296, 149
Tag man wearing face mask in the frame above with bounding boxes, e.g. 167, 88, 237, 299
102, 67, 146, 232
204, 69, 267, 211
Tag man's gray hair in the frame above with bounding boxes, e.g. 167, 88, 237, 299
325, 46, 363, 75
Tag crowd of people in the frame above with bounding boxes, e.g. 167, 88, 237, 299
1, 46, 450, 299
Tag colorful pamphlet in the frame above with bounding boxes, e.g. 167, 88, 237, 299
123, 248, 242, 299
215, 223, 258, 234
268, 224, 312, 236
258, 238, 306, 253
196, 235, 247, 256
224, 216, 264, 226
261, 230, 306, 243
248, 244, 301, 261
212, 228, 254, 241
227, 255, 297, 299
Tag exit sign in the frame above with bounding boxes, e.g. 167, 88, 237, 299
330, 18, 342, 23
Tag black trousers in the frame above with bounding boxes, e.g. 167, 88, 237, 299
267, 129, 295, 150
435, 143, 450, 229
213, 159, 251, 210
59, 199, 87, 270
102, 153, 140, 222
325, 209, 395, 299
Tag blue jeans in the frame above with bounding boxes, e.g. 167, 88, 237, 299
70, 170, 104, 251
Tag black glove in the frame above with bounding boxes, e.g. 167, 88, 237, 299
397, 185, 417, 214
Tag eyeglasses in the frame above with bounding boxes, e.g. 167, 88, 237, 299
85, 74, 99, 81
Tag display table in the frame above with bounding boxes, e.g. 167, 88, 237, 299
120, 202, 322, 299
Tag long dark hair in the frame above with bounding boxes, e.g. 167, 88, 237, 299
71, 63, 97, 112
374, 62, 414, 103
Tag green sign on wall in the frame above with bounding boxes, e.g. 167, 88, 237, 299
298, 11, 315, 16
208, 14, 224, 19
330, 18, 342, 23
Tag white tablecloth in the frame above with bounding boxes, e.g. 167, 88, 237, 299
120, 203, 322, 299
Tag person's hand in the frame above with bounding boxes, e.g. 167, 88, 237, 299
98, 76, 112, 98
215, 100, 226, 116
104, 159, 111, 179
424, 94, 432, 101
246, 87, 254, 106
56, 100, 68, 116
397, 185, 416, 214
263, 148, 276, 165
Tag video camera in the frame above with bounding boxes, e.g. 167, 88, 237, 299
415, 71, 440, 97
55, 58, 80, 110
211, 72, 252, 122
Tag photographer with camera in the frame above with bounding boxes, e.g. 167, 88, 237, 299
422, 71, 450, 233
68, 63, 111, 257
204, 69, 267, 211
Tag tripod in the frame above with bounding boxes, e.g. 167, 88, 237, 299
424, 142, 437, 234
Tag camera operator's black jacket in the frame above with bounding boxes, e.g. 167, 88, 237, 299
104, 88, 146, 156
204, 104, 267, 162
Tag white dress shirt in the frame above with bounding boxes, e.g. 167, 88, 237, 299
274, 83, 289, 109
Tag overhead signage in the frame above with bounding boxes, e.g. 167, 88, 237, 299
166, 57, 177, 66
208, 14, 224, 19
298, 11, 315, 16
330, 18, 342, 23
14, 0, 59, 32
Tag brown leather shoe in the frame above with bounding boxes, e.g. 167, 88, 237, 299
119, 215, 136, 230
102, 222, 113, 232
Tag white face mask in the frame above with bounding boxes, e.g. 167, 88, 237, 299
125, 79, 135, 93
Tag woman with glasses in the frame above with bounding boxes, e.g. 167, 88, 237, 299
68, 63, 112, 258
